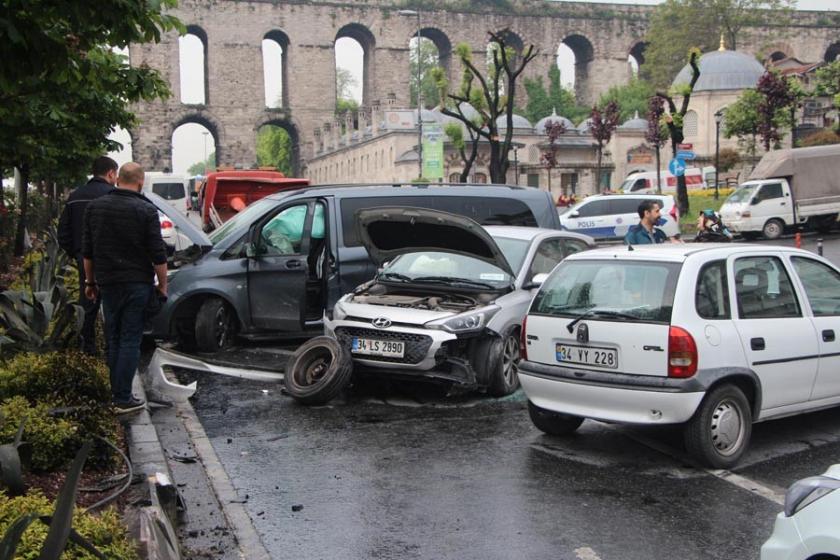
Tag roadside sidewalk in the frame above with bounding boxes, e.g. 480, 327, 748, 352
124, 365, 270, 559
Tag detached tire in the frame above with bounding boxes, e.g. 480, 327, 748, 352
762, 219, 785, 240
487, 330, 522, 397
284, 336, 353, 405
528, 401, 584, 436
684, 383, 752, 469
195, 298, 237, 353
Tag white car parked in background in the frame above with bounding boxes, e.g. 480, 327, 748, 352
559, 194, 681, 240
519, 243, 840, 468
761, 464, 840, 560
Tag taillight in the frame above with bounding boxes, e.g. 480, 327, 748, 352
668, 326, 697, 378
160, 219, 174, 229
520, 316, 528, 361
669, 204, 679, 221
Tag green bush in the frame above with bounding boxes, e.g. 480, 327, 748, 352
0, 397, 78, 472
0, 352, 119, 467
0, 491, 139, 559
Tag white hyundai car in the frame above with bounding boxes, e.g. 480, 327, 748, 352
323, 207, 593, 397
762, 464, 840, 560
519, 243, 840, 468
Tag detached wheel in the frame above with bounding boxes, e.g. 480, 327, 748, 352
684, 384, 752, 469
528, 401, 583, 435
284, 336, 353, 405
486, 330, 522, 397
762, 219, 784, 240
195, 298, 237, 352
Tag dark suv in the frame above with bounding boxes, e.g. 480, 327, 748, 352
150, 183, 561, 351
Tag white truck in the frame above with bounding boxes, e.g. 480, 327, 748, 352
720, 145, 840, 239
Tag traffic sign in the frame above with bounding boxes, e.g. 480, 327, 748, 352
677, 150, 696, 160
669, 157, 687, 177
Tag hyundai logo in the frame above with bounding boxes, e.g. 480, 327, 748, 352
372, 317, 392, 329
577, 323, 589, 344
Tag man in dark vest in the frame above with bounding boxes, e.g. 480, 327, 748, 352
58, 156, 117, 354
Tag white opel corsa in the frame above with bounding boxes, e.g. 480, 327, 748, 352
519, 243, 840, 468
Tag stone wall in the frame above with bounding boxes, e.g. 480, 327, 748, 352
128, 0, 840, 173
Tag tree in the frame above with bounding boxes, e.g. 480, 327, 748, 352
437, 30, 537, 184
256, 126, 293, 175
642, 0, 795, 90
336, 67, 358, 103
813, 61, 840, 130
0, 0, 180, 255
723, 88, 764, 160
755, 70, 801, 150
646, 96, 668, 194
540, 120, 568, 192
598, 79, 656, 123
522, 65, 588, 125
656, 49, 701, 215
187, 152, 216, 176
410, 38, 442, 109
589, 101, 620, 192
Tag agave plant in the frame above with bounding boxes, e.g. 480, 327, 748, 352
0, 228, 83, 356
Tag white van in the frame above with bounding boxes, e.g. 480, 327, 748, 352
143, 173, 190, 215
620, 168, 706, 194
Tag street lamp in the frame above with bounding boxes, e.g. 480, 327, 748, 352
202, 131, 210, 174
714, 110, 724, 200
399, 9, 423, 179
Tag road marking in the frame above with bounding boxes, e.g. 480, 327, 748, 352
621, 429, 786, 506
575, 546, 602, 560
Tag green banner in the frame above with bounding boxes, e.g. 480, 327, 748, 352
422, 123, 445, 180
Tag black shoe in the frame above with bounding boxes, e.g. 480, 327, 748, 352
113, 397, 146, 414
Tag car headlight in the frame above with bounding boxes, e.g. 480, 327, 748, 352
426, 305, 500, 333
784, 475, 840, 517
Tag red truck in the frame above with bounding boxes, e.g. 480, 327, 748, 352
197, 169, 309, 231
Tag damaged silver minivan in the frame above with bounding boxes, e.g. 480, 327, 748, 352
307, 207, 593, 399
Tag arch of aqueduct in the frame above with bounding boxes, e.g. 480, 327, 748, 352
128, 0, 840, 174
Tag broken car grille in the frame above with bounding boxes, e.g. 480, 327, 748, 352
334, 327, 433, 364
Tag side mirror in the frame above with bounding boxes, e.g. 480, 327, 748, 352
569, 210, 580, 218
524, 273, 549, 290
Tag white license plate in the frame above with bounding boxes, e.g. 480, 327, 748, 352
351, 337, 405, 358
555, 343, 618, 369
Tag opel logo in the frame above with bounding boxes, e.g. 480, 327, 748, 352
577, 323, 589, 344
372, 317, 392, 329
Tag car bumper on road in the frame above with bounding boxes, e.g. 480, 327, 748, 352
518, 360, 705, 424
760, 512, 808, 560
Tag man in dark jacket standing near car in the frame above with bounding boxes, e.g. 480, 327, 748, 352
58, 156, 117, 354
82, 162, 168, 413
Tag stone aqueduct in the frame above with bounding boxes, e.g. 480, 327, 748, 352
129, 0, 840, 175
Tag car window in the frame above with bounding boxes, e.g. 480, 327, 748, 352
260, 204, 308, 256
527, 238, 566, 281
208, 197, 276, 244
791, 257, 840, 316
385, 251, 512, 289
562, 239, 589, 258
151, 182, 185, 200
695, 260, 730, 319
575, 200, 610, 218
631, 179, 646, 192
531, 260, 681, 323
612, 198, 642, 215
734, 256, 800, 319
493, 237, 530, 274
757, 183, 783, 201
340, 196, 537, 247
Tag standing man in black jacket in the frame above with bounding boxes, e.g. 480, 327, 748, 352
82, 162, 168, 413
58, 156, 117, 355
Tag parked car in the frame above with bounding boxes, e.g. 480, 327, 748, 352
312, 208, 594, 398
518, 243, 840, 468
559, 194, 680, 240
148, 183, 562, 352
761, 463, 840, 560
159, 211, 193, 253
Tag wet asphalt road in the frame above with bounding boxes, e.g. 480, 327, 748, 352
170, 233, 840, 560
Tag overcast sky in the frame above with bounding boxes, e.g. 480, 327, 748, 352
110, 0, 838, 173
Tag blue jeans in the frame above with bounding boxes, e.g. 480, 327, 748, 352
100, 283, 151, 403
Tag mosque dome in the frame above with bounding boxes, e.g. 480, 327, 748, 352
536, 110, 575, 135
495, 113, 533, 133
672, 47, 765, 92
619, 111, 648, 130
